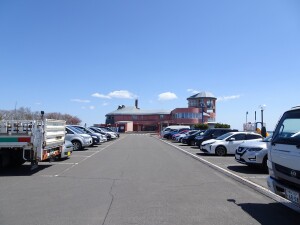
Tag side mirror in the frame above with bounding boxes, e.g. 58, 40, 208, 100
228, 137, 235, 141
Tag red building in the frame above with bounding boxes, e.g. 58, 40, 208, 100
105, 92, 217, 132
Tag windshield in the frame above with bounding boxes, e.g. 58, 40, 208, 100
67, 126, 85, 134
202, 129, 213, 136
272, 109, 300, 145
216, 132, 234, 140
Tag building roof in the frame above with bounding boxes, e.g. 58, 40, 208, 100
187, 91, 216, 99
106, 106, 171, 116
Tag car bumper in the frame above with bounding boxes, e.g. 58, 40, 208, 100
235, 151, 264, 165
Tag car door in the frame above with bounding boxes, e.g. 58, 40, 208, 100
226, 133, 246, 154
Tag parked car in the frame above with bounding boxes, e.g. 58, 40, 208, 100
163, 128, 189, 139
195, 128, 238, 147
182, 130, 205, 145
70, 125, 104, 144
59, 140, 74, 159
89, 127, 117, 140
161, 125, 190, 136
175, 130, 198, 142
200, 132, 263, 156
99, 126, 120, 137
172, 129, 190, 140
235, 135, 272, 170
65, 126, 93, 150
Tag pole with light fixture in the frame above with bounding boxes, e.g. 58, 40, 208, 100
260, 104, 266, 137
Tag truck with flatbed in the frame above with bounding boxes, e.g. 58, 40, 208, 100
0, 112, 66, 169
267, 106, 300, 206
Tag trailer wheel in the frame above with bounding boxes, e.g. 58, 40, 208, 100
72, 141, 82, 151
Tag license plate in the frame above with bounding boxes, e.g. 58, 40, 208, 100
285, 188, 299, 204
235, 155, 240, 160
67, 152, 71, 156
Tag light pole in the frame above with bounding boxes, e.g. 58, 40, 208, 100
259, 104, 266, 137
260, 104, 266, 128
246, 111, 248, 124
200, 103, 206, 124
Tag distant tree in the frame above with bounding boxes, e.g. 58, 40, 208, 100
194, 123, 209, 130
0, 108, 81, 124
214, 123, 230, 128
46, 112, 81, 125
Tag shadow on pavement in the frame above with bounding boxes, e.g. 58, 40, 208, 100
227, 199, 300, 224
227, 165, 268, 174
196, 152, 233, 157
0, 164, 51, 177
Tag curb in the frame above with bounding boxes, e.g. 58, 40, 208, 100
157, 137, 300, 213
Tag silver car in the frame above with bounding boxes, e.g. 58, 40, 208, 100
65, 126, 93, 150
235, 135, 272, 169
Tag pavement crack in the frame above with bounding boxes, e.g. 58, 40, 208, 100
102, 179, 116, 225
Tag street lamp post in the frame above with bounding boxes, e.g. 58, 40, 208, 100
200, 103, 206, 124
259, 104, 266, 137
260, 104, 266, 128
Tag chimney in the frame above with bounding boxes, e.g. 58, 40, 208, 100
135, 99, 139, 109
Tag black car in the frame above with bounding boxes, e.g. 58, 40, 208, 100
182, 130, 204, 146
195, 128, 238, 147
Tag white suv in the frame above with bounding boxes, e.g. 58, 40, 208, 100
235, 135, 272, 169
200, 132, 262, 156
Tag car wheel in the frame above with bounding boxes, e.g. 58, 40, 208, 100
72, 141, 82, 151
215, 146, 227, 156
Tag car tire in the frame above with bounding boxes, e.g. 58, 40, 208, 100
72, 141, 82, 151
215, 146, 227, 156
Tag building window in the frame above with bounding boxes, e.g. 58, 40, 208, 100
132, 115, 137, 120
175, 113, 201, 119
207, 99, 214, 109
160, 115, 164, 119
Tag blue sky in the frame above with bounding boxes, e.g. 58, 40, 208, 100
0, 0, 299, 130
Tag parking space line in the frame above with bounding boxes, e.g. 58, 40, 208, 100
54, 136, 126, 177
157, 137, 300, 213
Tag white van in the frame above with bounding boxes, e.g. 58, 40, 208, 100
161, 125, 190, 136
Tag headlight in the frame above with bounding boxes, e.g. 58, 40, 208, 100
92, 135, 98, 139
203, 141, 215, 146
246, 147, 263, 152
84, 136, 91, 140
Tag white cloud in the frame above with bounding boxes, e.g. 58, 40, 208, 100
158, 92, 178, 101
217, 95, 241, 102
108, 90, 137, 99
71, 99, 91, 103
91, 93, 111, 99
187, 88, 200, 94
81, 106, 95, 110
92, 90, 137, 99
102, 102, 109, 106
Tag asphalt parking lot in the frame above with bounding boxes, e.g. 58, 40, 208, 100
159, 139, 269, 189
